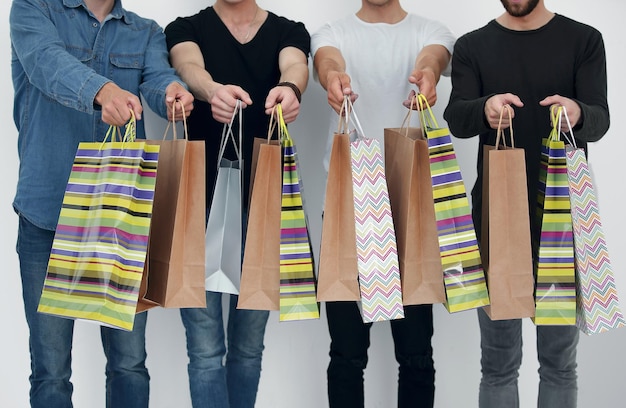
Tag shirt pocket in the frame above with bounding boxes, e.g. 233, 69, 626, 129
109, 53, 145, 93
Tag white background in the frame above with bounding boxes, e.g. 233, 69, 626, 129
1, 1, 625, 407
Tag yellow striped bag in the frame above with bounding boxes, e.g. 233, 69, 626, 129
418, 94, 490, 313
38, 119, 159, 331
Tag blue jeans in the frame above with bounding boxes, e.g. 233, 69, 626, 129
478, 308, 579, 408
326, 301, 435, 408
180, 291, 269, 408
16, 215, 149, 408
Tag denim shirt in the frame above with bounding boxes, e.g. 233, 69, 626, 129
11, 0, 183, 230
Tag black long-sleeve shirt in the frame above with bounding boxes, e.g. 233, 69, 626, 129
444, 14, 609, 238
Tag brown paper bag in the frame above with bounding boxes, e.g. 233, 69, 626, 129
237, 141, 282, 310
384, 126, 445, 305
142, 136, 207, 309
136, 248, 159, 313
317, 133, 360, 301
481, 110, 535, 320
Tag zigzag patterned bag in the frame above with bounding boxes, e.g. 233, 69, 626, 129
417, 94, 490, 313
346, 98, 404, 323
559, 109, 625, 334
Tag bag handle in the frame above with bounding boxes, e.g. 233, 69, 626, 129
336, 96, 350, 135
218, 99, 243, 163
416, 93, 439, 135
267, 103, 288, 143
548, 105, 564, 143
495, 105, 515, 149
399, 94, 426, 139
161, 100, 190, 141
275, 104, 292, 144
551, 105, 577, 148
100, 110, 136, 150
338, 95, 366, 141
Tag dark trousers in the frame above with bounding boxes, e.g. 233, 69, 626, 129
326, 301, 435, 408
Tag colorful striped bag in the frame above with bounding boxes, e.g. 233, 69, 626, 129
346, 98, 404, 323
276, 105, 319, 321
533, 106, 576, 326
417, 94, 490, 313
38, 116, 159, 330
559, 108, 625, 334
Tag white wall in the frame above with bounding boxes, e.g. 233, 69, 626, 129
1, 1, 625, 407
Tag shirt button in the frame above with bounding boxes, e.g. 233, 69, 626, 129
92, 23, 98, 28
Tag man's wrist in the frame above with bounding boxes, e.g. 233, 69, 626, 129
277, 81, 302, 103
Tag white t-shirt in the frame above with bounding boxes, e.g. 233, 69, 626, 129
311, 13, 456, 172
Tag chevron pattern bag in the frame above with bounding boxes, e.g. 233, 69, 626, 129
38, 115, 159, 331
559, 109, 625, 334
533, 106, 576, 326
345, 99, 404, 323
417, 94, 490, 313
275, 105, 320, 322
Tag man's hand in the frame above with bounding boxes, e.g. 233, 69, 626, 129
539, 95, 582, 132
209, 84, 253, 123
265, 85, 300, 124
165, 82, 194, 121
408, 69, 437, 107
484, 93, 524, 129
95, 82, 143, 126
325, 70, 358, 114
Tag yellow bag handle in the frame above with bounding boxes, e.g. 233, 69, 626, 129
276, 103, 291, 143
100, 110, 136, 150
416, 93, 439, 131
549, 105, 564, 142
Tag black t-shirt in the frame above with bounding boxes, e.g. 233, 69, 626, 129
165, 7, 310, 207
443, 14, 609, 239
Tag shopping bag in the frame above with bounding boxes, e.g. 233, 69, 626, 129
417, 94, 490, 313
558, 109, 625, 334
38, 116, 159, 330
237, 115, 282, 311
348, 99, 404, 323
317, 131, 361, 302
205, 101, 243, 294
384, 102, 445, 306
142, 104, 206, 309
533, 106, 576, 326
275, 105, 320, 321
481, 106, 535, 320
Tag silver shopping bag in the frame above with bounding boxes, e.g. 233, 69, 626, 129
205, 102, 243, 294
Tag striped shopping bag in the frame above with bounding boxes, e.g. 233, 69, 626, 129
38, 120, 159, 331
418, 94, 490, 313
276, 105, 319, 322
533, 107, 576, 325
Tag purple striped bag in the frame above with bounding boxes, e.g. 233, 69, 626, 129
417, 94, 490, 313
38, 119, 159, 330
276, 105, 319, 321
